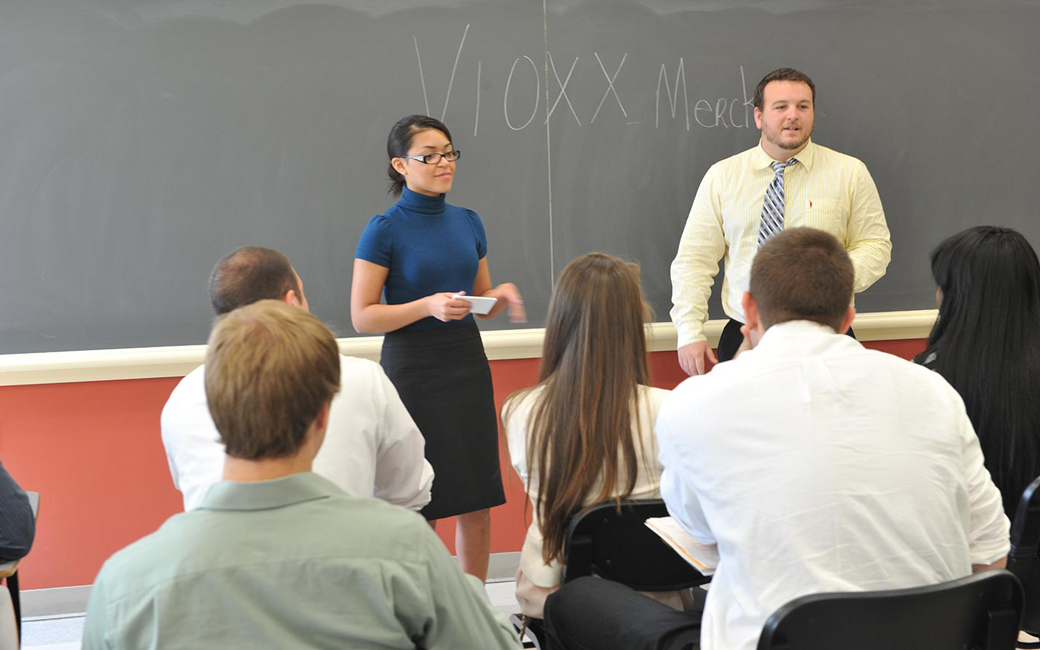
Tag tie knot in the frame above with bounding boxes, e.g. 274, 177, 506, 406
771, 159, 796, 174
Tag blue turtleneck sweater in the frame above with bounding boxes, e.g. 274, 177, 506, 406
355, 188, 488, 332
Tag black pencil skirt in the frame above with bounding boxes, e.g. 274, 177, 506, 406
380, 319, 506, 520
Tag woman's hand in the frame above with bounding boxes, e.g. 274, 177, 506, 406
485, 283, 526, 323
427, 292, 473, 322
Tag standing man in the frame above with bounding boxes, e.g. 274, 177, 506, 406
671, 67, 891, 374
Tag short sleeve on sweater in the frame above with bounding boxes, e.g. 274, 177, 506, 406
466, 210, 488, 259
355, 215, 393, 267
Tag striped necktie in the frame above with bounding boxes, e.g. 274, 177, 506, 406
758, 159, 798, 246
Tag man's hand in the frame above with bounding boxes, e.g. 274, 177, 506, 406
678, 341, 717, 376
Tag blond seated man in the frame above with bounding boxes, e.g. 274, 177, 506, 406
84, 301, 520, 650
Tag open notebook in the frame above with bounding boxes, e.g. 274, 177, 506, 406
645, 516, 720, 576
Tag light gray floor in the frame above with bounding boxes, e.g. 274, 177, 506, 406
21, 580, 522, 650
21, 614, 83, 650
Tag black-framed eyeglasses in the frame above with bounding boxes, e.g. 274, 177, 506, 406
399, 150, 461, 165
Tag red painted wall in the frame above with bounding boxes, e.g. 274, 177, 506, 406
0, 338, 925, 590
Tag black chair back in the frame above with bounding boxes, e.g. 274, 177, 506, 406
559, 499, 710, 591
757, 570, 1023, 650
1008, 475, 1040, 638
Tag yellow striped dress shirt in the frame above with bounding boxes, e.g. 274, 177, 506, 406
670, 139, 892, 346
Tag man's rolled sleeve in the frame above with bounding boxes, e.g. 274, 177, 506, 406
670, 167, 727, 347
959, 410, 1011, 565
373, 371, 434, 511
657, 403, 715, 544
845, 161, 892, 294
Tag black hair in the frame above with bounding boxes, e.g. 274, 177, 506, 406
208, 246, 301, 316
920, 226, 1040, 516
386, 114, 453, 197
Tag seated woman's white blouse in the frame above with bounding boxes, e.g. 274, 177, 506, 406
505, 384, 669, 588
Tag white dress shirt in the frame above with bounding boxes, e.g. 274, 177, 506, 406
670, 140, 892, 346
657, 321, 1009, 650
161, 355, 434, 512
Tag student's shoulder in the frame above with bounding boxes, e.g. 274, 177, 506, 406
858, 347, 960, 394
168, 364, 206, 396
321, 494, 444, 560
335, 354, 393, 396
337, 353, 382, 376
92, 513, 198, 599
640, 384, 671, 409
160, 365, 208, 425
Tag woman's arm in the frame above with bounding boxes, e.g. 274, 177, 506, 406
350, 259, 472, 334
471, 257, 526, 322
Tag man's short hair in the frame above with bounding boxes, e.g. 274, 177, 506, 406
753, 68, 817, 109
749, 228, 853, 330
204, 300, 341, 460
208, 247, 301, 315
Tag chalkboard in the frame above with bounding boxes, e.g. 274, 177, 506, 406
2, 0, 1039, 354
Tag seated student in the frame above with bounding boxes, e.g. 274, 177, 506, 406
545, 228, 1010, 650
162, 246, 433, 512
503, 253, 674, 619
84, 301, 521, 650
916, 226, 1040, 518
0, 461, 35, 563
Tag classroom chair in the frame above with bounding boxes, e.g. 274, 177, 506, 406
0, 491, 40, 647
756, 569, 1023, 650
511, 499, 711, 649
0, 589, 15, 650
1007, 475, 1040, 647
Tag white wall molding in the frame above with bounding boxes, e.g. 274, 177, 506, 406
0, 310, 936, 387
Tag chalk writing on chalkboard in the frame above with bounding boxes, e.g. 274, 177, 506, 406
413, 25, 753, 135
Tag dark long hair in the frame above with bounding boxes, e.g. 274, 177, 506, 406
920, 226, 1040, 516
504, 253, 652, 564
386, 115, 453, 197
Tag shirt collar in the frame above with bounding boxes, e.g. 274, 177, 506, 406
754, 319, 854, 353
753, 138, 815, 172
198, 472, 341, 512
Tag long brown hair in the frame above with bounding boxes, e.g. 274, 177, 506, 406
504, 252, 652, 564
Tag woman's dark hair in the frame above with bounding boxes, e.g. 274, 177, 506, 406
920, 225, 1040, 516
386, 115, 453, 197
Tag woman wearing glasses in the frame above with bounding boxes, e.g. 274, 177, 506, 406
351, 115, 525, 582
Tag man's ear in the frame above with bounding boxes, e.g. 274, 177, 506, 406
753, 107, 763, 130
742, 291, 760, 331
283, 290, 301, 307
313, 401, 331, 433
838, 306, 856, 335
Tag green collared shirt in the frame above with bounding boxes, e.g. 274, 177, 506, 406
83, 473, 520, 650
